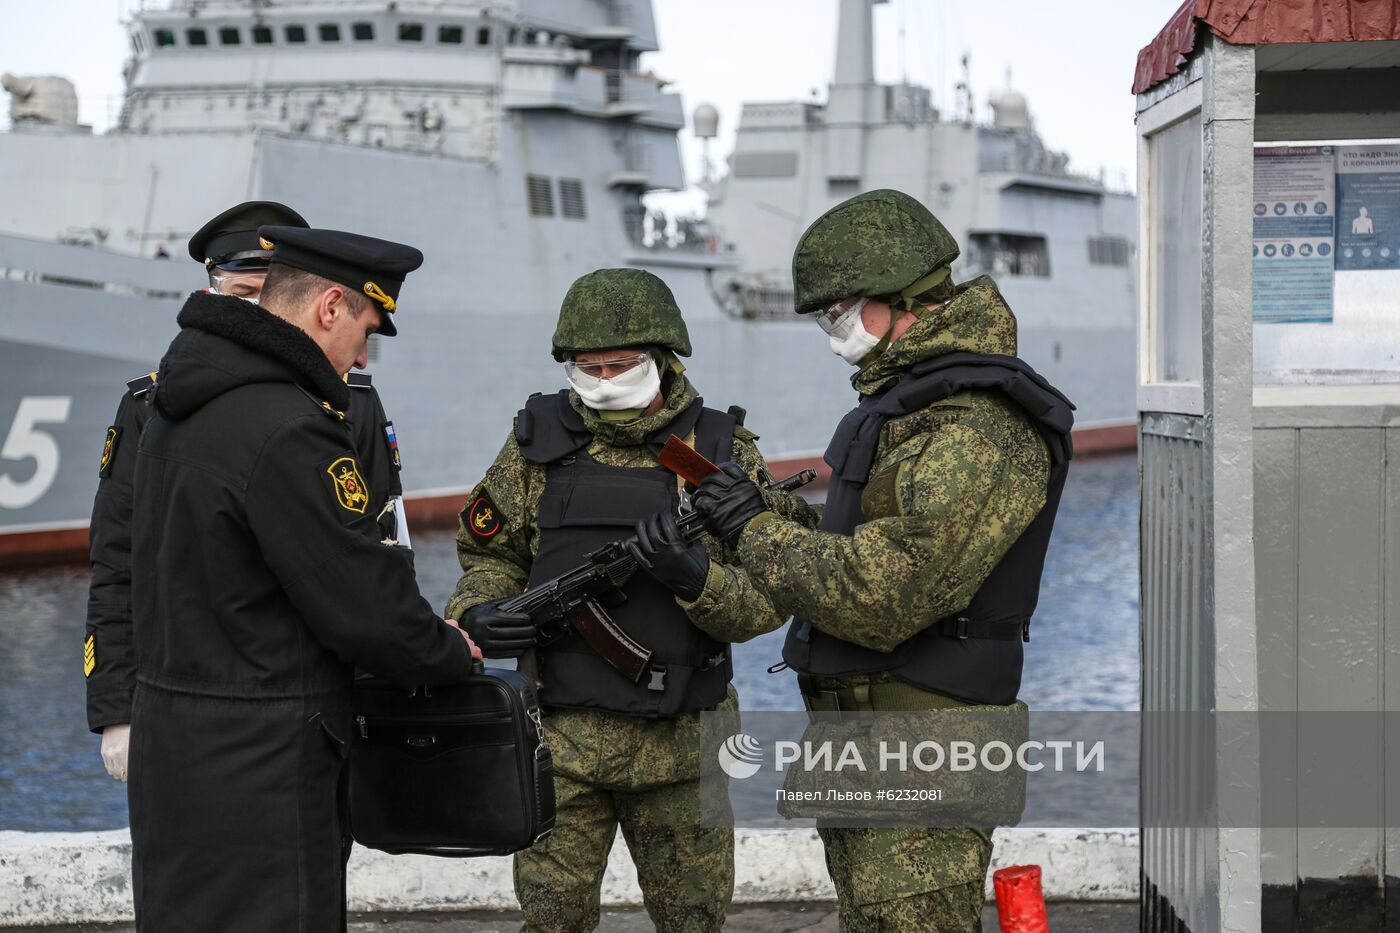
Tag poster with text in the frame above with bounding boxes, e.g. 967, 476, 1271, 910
1252, 146, 1335, 323
1336, 145, 1400, 271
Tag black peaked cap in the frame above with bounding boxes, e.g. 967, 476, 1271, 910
188, 201, 308, 268
258, 226, 424, 337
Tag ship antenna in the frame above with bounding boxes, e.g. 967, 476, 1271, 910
898, 0, 908, 86
962, 52, 973, 122
953, 53, 971, 125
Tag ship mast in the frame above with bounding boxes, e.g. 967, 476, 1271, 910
825, 0, 885, 185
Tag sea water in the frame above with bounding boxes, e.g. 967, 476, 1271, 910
0, 454, 1137, 832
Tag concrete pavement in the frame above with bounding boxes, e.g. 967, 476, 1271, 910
19, 901, 1137, 932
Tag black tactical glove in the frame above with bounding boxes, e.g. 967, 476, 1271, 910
628, 510, 710, 602
462, 599, 536, 658
691, 462, 769, 545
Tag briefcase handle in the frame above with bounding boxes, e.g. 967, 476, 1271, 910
400, 660, 486, 699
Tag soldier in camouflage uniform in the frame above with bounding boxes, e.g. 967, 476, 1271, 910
446, 268, 789, 933
690, 189, 1074, 932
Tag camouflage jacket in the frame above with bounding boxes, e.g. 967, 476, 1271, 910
737, 275, 1051, 652
446, 374, 785, 644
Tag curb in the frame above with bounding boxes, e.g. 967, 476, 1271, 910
0, 826, 1137, 926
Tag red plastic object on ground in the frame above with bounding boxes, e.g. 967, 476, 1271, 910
993, 864, 1050, 933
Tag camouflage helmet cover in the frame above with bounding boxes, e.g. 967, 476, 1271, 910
552, 268, 692, 360
791, 189, 960, 313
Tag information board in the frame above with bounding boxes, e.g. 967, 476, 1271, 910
1252, 146, 1336, 323
1336, 145, 1400, 271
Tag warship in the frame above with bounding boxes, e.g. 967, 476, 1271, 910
0, 0, 1136, 559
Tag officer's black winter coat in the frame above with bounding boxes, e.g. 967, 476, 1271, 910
85, 323, 402, 732
127, 292, 472, 932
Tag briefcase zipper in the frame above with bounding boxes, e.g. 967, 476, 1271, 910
354, 709, 509, 740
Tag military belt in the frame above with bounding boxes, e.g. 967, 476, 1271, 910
796, 674, 968, 714
795, 616, 1028, 645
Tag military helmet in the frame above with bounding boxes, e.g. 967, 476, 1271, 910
791, 189, 959, 313
551, 268, 692, 361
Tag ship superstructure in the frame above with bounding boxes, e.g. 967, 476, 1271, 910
705, 0, 1137, 428
0, 0, 1136, 552
2, 0, 688, 278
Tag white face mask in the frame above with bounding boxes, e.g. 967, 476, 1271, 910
568, 355, 661, 411
828, 312, 883, 366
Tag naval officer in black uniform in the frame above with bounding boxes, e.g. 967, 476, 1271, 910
85, 201, 407, 783
127, 226, 479, 931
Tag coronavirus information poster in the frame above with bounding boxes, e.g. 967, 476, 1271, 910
1336, 145, 1400, 271
1252, 146, 1336, 323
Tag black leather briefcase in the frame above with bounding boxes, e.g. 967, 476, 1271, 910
348, 667, 555, 857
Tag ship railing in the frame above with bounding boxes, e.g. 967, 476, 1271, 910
0, 231, 203, 300
110, 114, 497, 163
622, 209, 720, 253
602, 69, 660, 104
731, 286, 797, 321
711, 278, 799, 322
603, 69, 680, 122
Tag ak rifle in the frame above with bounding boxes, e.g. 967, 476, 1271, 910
497, 437, 816, 684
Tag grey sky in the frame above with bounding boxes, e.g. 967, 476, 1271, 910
2, 1, 1183, 209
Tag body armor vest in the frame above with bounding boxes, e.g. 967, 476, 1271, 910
517, 390, 737, 717
782, 353, 1075, 705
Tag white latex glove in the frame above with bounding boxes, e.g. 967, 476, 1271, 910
101, 723, 131, 782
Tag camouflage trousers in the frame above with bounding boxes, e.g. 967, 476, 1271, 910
819, 825, 992, 933
514, 690, 737, 933
799, 673, 1005, 932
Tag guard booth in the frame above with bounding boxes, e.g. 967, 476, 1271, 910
1134, 2, 1400, 932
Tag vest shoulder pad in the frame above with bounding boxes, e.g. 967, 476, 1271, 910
126, 372, 157, 398
726, 404, 746, 426
517, 390, 591, 464
692, 405, 738, 468
898, 353, 1075, 465
346, 371, 373, 390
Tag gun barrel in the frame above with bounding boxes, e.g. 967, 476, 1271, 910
770, 468, 818, 493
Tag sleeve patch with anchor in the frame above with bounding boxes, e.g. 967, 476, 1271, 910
84, 635, 96, 677
327, 457, 370, 514
99, 426, 121, 478
464, 491, 504, 543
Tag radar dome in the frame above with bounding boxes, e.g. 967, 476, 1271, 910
693, 103, 719, 140
990, 89, 1031, 132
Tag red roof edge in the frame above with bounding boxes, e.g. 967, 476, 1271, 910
1133, 0, 1205, 95
1134, 0, 1400, 96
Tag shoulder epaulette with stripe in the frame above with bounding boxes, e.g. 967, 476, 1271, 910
293, 384, 346, 421
346, 371, 373, 390
126, 372, 158, 398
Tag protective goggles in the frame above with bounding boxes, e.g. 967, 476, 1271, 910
208, 267, 268, 299
563, 352, 652, 384
813, 297, 870, 341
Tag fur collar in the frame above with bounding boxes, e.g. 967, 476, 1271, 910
175, 291, 350, 410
